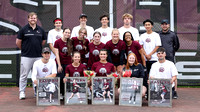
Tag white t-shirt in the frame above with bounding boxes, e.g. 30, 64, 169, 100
46, 82, 56, 93
71, 25, 94, 41
47, 29, 63, 59
139, 32, 161, 61
149, 60, 178, 87
31, 59, 57, 82
95, 27, 112, 44
118, 26, 140, 41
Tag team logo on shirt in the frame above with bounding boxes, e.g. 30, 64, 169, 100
75, 44, 83, 51
145, 38, 151, 43
62, 47, 68, 54
159, 67, 165, 72
102, 32, 107, 36
99, 68, 107, 74
112, 49, 119, 55
128, 50, 133, 55
92, 49, 99, 56
73, 72, 80, 77
42, 66, 49, 73
56, 35, 61, 39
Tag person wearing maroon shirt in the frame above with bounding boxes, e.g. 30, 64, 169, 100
123, 31, 146, 66
66, 79, 83, 103
91, 49, 115, 77
102, 79, 112, 102
54, 28, 73, 98
64, 51, 86, 78
87, 32, 105, 69
71, 28, 89, 65
105, 28, 126, 75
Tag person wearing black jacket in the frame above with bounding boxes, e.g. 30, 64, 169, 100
159, 19, 180, 99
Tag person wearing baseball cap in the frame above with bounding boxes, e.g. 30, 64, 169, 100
159, 19, 180, 99
71, 13, 94, 41
31, 47, 57, 96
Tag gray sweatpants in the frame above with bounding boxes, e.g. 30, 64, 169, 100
19, 57, 41, 92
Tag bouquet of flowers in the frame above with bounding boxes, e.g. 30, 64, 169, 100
108, 72, 119, 85
122, 70, 132, 77
83, 70, 95, 80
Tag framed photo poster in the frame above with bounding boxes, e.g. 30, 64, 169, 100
92, 77, 115, 105
36, 77, 60, 106
64, 77, 88, 105
119, 78, 143, 106
148, 78, 172, 107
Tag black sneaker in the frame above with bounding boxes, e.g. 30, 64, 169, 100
173, 91, 178, 99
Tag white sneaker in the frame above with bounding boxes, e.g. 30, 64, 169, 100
133, 102, 136, 104
110, 100, 112, 102
67, 99, 69, 103
80, 101, 83, 103
103, 99, 106, 102
129, 100, 131, 103
19, 91, 25, 100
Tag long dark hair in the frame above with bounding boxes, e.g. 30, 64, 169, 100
63, 28, 73, 56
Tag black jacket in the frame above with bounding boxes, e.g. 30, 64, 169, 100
159, 30, 180, 63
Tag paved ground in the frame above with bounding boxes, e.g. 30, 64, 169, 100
0, 87, 200, 112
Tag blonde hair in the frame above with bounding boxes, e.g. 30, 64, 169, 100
28, 12, 37, 18
111, 28, 119, 35
122, 13, 133, 21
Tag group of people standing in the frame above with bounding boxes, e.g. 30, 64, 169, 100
16, 12, 179, 101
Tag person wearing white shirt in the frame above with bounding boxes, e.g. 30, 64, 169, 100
71, 14, 94, 41
31, 47, 57, 95
139, 19, 161, 74
95, 15, 112, 44
47, 18, 63, 59
149, 47, 178, 98
118, 13, 140, 41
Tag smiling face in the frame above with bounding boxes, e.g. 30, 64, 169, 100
54, 21, 62, 29
28, 14, 37, 25
144, 22, 153, 32
79, 29, 87, 39
99, 51, 107, 61
72, 52, 81, 63
63, 29, 71, 40
157, 51, 166, 61
161, 23, 170, 32
42, 52, 51, 60
112, 30, 120, 41
124, 32, 133, 42
128, 54, 135, 66
93, 33, 101, 43
79, 17, 87, 24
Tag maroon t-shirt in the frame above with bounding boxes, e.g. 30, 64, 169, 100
105, 40, 126, 65
125, 41, 142, 63
87, 42, 105, 68
72, 37, 89, 64
54, 38, 72, 65
104, 82, 110, 91
91, 61, 115, 77
65, 64, 86, 77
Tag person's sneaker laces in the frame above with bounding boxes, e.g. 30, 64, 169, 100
19, 91, 25, 100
